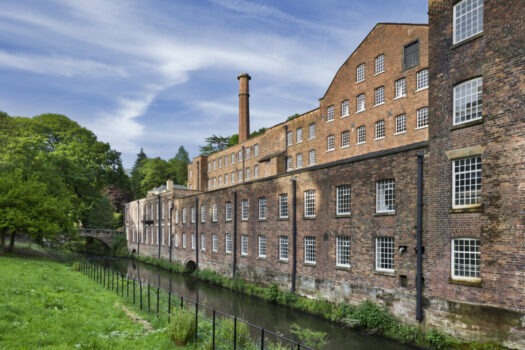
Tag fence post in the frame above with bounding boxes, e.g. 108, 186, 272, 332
127, 275, 129, 297
112, 270, 114, 291
116, 272, 119, 295
212, 309, 216, 350
147, 283, 150, 311
103, 267, 105, 286
261, 328, 264, 350
297, 343, 300, 350
156, 286, 159, 315
180, 296, 183, 309
133, 279, 136, 304
121, 274, 124, 297
195, 302, 198, 344
168, 291, 171, 324
234, 317, 237, 350
139, 280, 143, 310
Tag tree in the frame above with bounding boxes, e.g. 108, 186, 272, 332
169, 146, 190, 185
139, 157, 171, 193
199, 135, 230, 155
130, 148, 148, 199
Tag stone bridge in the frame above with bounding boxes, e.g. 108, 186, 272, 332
77, 229, 123, 247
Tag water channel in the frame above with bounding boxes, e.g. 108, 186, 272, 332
92, 256, 415, 350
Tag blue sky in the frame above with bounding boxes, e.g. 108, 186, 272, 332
0, 0, 427, 168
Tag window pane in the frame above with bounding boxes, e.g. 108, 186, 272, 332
453, 157, 482, 207
453, 77, 482, 125
336, 185, 351, 215
452, 238, 481, 278
376, 179, 395, 212
376, 237, 394, 271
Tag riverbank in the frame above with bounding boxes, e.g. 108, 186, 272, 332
0, 254, 182, 349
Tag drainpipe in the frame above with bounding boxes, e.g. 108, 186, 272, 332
158, 195, 161, 260
416, 152, 424, 321
138, 200, 142, 255
284, 125, 289, 173
242, 146, 245, 183
136, 202, 139, 254
195, 197, 199, 269
169, 200, 173, 263
232, 191, 238, 278
291, 178, 297, 292
196, 161, 200, 191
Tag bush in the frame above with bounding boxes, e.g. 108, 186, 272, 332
351, 300, 394, 330
290, 323, 328, 349
215, 318, 253, 349
425, 330, 448, 349
71, 261, 80, 271
168, 307, 196, 346
264, 283, 279, 303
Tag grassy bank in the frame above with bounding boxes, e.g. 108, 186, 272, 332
0, 254, 182, 349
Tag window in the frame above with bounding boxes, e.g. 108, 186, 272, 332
212, 234, 218, 252
376, 179, 395, 213
336, 236, 351, 267
241, 199, 249, 220
375, 54, 384, 74
336, 185, 351, 215
296, 153, 303, 169
218, 175, 222, 186
304, 190, 316, 218
213, 178, 216, 188
395, 114, 406, 134
191, 207, 195, 223
254, 144, 259, 156
341, 100, 349, 117
452, 238, 481, 279
357, 126, 366, 144
231, 171, 235, 184
279, 194, 288, 218
201, 205, 206, 223
218, 158, 222, 168
416, 69, 428, 90
376, 237, 394, 272
395, 78, 406, 98
403, 41, 419, 70
453, 77, 482, 125
238, 150, 243, 162
213, 159, 216, 170
417, 107, 429, 128
356, 63, 365, 83
241, 235, 248, 256
309, 150, 316, 165
191, 233, 195, 250
175, 233, 179, 247
225, 202, 232, 221
254, 165, 259, 178
225, 234, 232, 253
327, 105, 335, 121
327, 134, 335, 151
225, 173, 229, 185
175, 209, 179, 224
231, 153, 235, 164
201, 234, 206, 251
238, 169, 243, 182
453, 0, 483, 44
286, 131, 293, 146
189, 170, 193, 179
212, 203, 218, 222
308, 123, 316, 139
245, 167, 250, 180
258, 197, 267, 220
208, 179, 211, 189
356, 94, 365, 112
375, 86, 385, 105
182, 208, 186, 224
341, 130, 350, 148
245, 147, 251, 159
304, 237, 316, 264
375, 120, 385, 139
182, 233, 187, 248
296, 128, 303, 143
287, 156, 293, 171
258, 236, 267, 258
279, 236, 289, 261
453, 156, 482, 208
224, 155, 228, 166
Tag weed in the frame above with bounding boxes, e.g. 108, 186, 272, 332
290, 323, 328, 349
264, 283, 279, 303
167, 307, 196, 346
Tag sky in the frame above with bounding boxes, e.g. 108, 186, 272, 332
0, 0, 428, 169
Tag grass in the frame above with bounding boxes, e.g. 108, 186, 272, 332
0, 254, 187, 349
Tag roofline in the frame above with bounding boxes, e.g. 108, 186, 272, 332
319, 22, 428, 101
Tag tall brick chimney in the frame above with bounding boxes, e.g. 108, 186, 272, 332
238, 73, 251, 143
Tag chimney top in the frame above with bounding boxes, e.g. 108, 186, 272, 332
237, 73, 251, 80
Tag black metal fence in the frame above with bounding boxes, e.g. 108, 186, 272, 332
79, 259, 315, 350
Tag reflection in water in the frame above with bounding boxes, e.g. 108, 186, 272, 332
91, 256, 413, 350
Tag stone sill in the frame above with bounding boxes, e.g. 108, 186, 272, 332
374, 270, 395, 277
451, 32, 484, 49
303, 216, 316, 220
448, 277, 482, 288
303, 262, 316, 267
277, 217, 289, 221
258, 219, 267, 222
449, 205, 482, 214
278, 259, 289, 264
334, 214, 351, 219
335, 265, 351, 271
450, 118, 483, 131
256, 257, 266, 261
374, 212, 395, 217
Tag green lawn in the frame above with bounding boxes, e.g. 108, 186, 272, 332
0, 254, 182, 349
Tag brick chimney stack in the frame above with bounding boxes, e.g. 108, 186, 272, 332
238, 73, 251, 143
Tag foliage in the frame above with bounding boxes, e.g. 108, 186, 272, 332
72, 261, 81, 271
130, 148, 148, 199
264, 283, 279, 303
290, 323, 328, 349
350, 300, 395, 330
425, 329, 449, 349
168, 307, 196, 346
287, 113, 300, 121
111, 234, 129, 257
216, 318, 252, 349
200, 128, 266, 156
249, 127, 266, 138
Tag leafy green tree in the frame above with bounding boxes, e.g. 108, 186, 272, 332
199, 135, 230, 155
130, 148, 148, 198
139, 157, 171, 193
169, 146, 190, 185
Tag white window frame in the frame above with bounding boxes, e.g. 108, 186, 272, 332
452, 156, 482, 208
225, 234, 232, 253
212, 203, 218, 222
286, 131, 293, 146
416, 69, 428, 91
191, 233, 195, 250
296, 128, 303, 143
277, 194, 288, 219
304, 189, 316, 218
254, 144, 259, 157
191, 206, 195, 223
453, 0, 483, 45
254, 165, 259, 178
356, 94, 365, 112
258, 197, 267, 220
308, 123, 316, 140
451, 238, 481, 280
395, 114, 407, 134
374, 86, 385, 106
258, 235, 267, 258
341, 130, 350, 148
336, 185, 351, 215
182, 233, 187, 249
296, 153, 303, 169
182, 208, 186, 224
416, 107, 429, 129
225, 202, 232, 221
327, 134, 335, 151
279, 236, 289, 261
375, 237, 394, 272
241, 199, 249, 221
241, 235, 248, 256
201, 205, 206, 223
375, 120, 385, 140
341, 100, 349, 117
336, 236, 351, 267
212, 234, 218, 252
304, 237, 316, 264
245, 167, 250, 180
376, 179, 395, 213
356, 126, 366, 144
453, 77, 482, 126
395, 78, 406, 99
286, 156, 293, 171
308, 150, 316, 166
356, 63, 365, 83
375, 54, 384, 75
201, 233, 206, 251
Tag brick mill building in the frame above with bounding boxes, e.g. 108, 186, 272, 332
124, 1, 524, 347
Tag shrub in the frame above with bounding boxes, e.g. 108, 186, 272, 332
264, 283, 279, 303
351, 301, 394, 331
397, 325, 420, 344
215, 318, 252, 349
333, 302, 356, 321
290, 323, 328, 349
168, 307, 196, 346
71, 262, 80, 271
425, 330, 448, 349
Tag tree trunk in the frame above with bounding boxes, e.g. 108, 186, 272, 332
8, 231, 15, 252
0, 232, 5, 252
